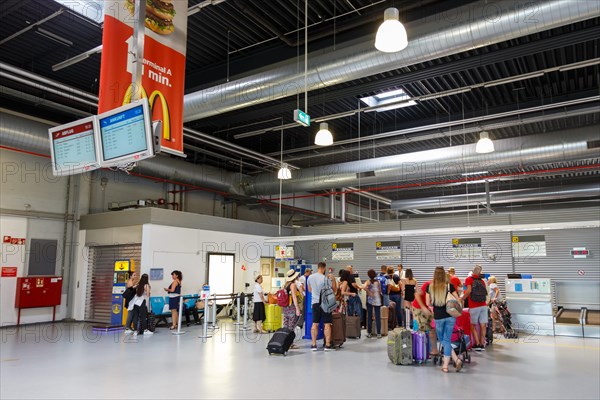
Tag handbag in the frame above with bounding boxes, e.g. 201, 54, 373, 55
445, 284, 463, 318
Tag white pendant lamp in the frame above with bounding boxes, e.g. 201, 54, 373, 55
314, 122, 334, 146
475, 131, 495, 153
277, 163, 292, 180
375, 8, 408, 53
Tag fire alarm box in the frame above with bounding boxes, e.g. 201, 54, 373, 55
15, 276, 63, 308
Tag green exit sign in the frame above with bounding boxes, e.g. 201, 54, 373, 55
293, 109, 310, 127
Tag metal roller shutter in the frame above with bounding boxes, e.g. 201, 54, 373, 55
85, 244, 141, 323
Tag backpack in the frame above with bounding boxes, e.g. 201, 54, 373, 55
470, 277, 487, 303
276, 287, 289, 307
377, 274, 388, 295
320, 277, 337, 313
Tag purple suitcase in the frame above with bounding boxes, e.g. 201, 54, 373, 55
412, 331, 429, 363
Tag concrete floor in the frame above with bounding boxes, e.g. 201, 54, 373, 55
1, 321, 599, 400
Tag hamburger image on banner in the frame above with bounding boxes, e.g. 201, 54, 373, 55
126, 0, 175, 35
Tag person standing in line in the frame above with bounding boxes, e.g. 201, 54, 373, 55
364, 269, 383, 338
394, 264, 406, 280
426, 266, 462, 373
413, 279, 440, 358
124, 271, 139, 334
462, 265, 489, 351
388, 267, 403, 328
402, 269, 417, 327
129, 273, 153, 336
448, 267, 462, 296
164, 270, 182, 330
252, 275, 268, 333
282, 269, 302, 330
297, 268, 311, 297
308, 262, 337, 351
344, 265, 363, 318
377, 265, 390, 307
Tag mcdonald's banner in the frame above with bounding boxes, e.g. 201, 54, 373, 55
98, 0, 188, 156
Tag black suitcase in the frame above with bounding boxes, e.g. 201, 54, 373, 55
147, 312, 156, 332
267, 328, 295, 356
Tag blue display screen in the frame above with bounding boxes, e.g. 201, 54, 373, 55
99, 105, 147, 161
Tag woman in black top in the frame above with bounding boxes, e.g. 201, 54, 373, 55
426, 266, 463, 373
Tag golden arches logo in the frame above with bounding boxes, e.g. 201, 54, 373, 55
122, 84, 171, 141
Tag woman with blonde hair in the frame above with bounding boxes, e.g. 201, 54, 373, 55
426, 266, 463, 373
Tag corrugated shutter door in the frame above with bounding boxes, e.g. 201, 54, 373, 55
513, 228, 600, 308
85, 244, 141, 323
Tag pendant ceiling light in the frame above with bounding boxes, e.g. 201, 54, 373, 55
375, 7, 408, 53
277, 163, 292, 180
475, 131, 495, 153
314, 122, 334, 146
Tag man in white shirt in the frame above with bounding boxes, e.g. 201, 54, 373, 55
394, 264, 406, 280
297, 268, 311, 296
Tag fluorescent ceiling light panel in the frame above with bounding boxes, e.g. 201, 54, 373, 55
461, 171, 489, 176
360, 88, 416, 112
54, 1, 104, 23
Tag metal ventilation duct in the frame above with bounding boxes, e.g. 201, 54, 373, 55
0, 112, 242, 195
390, 184, 600, 210
245, 126, 600, 195
183, 0, 600, 121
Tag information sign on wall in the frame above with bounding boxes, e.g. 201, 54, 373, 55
512, 235, 547, 258
452, 238, 482, 259
332, 242, 354, 261
275, 245, 295, 261
376, 240, 401, 260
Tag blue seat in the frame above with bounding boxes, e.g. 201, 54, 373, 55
149, 296, 171, 327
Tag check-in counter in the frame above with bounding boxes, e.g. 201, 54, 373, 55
554, 307, 584, 337
582, 309, 600, 338
506, 278, 554, 336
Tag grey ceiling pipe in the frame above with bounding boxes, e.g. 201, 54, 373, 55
390, 184, 600, 210
245, 125, 600, 195
0, 112, 243, 195
183, 0, 600, 121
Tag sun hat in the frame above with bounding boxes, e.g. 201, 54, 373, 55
286, 269, 300, 282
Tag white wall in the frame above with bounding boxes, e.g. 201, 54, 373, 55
140, 224, 275, 297
0, 149, 68, 213
0, 216, 68, 325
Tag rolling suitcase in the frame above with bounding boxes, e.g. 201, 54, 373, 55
147, 312, 156, 333
388, 301, 398, 330
331, 312, 346, 348
264, 304, 283, 332
388, 328, 413, 365
412, 330, 429, 364
267, 328, 295, 356
405, 308, 411, 330
346, 315, 361, 339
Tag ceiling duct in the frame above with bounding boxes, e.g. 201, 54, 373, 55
183, 0, 600, 121
390, 184, 600, 210
0, 112, 242, 195
245, 126, 600, 195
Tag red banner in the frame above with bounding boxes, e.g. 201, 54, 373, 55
98, 0, 188, 156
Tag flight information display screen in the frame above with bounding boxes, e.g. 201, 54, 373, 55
49, 117, 99, 176
99, 103, 149, 162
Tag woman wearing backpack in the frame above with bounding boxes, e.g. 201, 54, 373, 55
363, 269, 383, 338
281, 269, 302, 332
426, 266, 462, 373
